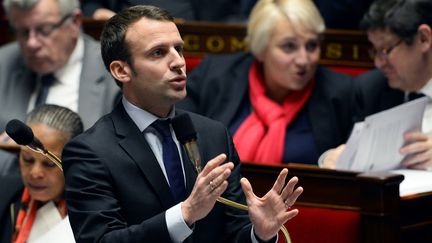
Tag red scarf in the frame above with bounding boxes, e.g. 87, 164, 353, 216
233, 61, 314, 164
13, 188, 67, 243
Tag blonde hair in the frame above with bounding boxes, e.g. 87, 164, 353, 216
246, 0, 325, 56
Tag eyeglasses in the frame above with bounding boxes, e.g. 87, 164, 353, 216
369, 39, 403, 60
14, 14, 72, 40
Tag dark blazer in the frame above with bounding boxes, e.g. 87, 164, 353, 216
0, 34, 120, 131
354, 68, 406, 119
0, 172, 23, 243
313, 0, 375, 29
62, 102, 253, 243
178, 53, 358, 162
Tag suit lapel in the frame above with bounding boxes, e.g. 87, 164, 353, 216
111, 104, 176, 208
180, 148, 198, 196
175, 110, 200, 196
77, 36, 107, 127
10, 68, 35, 116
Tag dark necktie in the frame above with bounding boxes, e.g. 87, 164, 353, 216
35, 74, 56, 106
151, 119, 187, 203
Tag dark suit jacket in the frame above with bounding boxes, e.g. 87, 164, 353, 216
178, 53, 358, 162
0, 172, 23, 243
313, 0, 375, 29
0, 34, 120, 131
354, 69, 406, 119
62, 102, 253, 242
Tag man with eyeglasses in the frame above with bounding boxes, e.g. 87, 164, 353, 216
321, 0, 432, 171
0, 0, 119, 134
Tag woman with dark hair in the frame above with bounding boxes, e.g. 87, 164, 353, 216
0, 104, 83, 243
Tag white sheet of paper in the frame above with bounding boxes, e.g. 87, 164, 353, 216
32, 216, 75, 243
390, 169, 432, 196
337, 97, 428, 172
336, 122, 364, 170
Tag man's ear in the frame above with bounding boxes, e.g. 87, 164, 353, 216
110, 60, 132, 84
417, 24, 432, 52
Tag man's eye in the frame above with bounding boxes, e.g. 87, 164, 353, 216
37, 25, 55, 36
14, 28, 30, 38
152, 49, 165, 57
175, 45, 184, 55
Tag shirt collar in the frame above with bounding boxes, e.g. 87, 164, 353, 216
122, 96, 175, 132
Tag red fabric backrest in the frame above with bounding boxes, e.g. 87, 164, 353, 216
185, 56, 371, 76
185, 56, 203, 73
328, 66, 371, 76
278, 206, 361, 243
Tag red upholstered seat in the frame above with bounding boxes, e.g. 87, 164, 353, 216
185, 56, 203, 73
279, 206, 361, 243
185, 56, 370, 76
329, 66, 370, 76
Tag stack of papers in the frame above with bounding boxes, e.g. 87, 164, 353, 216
336, 97, 428, 171
390, 169, 432, 196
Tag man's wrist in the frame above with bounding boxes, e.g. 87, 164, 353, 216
180, 201, 194, 226
252, 228, 277, 243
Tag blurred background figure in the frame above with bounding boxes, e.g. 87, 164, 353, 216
178, 0, 358, 165
0, 104, 83, 243
0, 0, 119, 134
322, 0, 432, 171
241, 0, 376, 29
81, 0, 248, 22
313, 0, 375, 30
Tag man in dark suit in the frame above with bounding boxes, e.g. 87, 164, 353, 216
62, 5, 303, 242
0, 0, 119, 132
356, 0, 432, 170
323, 0, 432, 170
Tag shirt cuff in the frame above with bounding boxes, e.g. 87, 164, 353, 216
166, 203, 193, 243
251, 226, 278, 243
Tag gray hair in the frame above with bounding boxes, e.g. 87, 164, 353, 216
3, 0, 80, 18
26, 104, 83, 141
246, 0, 325, 57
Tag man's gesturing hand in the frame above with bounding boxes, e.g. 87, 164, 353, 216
181, 153, 233, 225
241, 168, 303, 241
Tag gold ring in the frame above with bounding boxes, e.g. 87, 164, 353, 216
284, 200, 291, 210
209, 180, 215, 191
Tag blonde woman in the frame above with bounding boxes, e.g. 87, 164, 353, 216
179, 0, 358, 165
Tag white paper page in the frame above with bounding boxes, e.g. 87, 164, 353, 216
336, 122, 364, 170
32, 216, 75, 243
346, 97, 428, 171
390, 169, 432, 196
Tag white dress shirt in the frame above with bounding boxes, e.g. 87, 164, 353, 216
28, 37, 83, 112
419, 78, 432, 133
122, 97, 264, 243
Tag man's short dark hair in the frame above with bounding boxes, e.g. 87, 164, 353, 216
360, 0, 432, 45
100, 5, 174, 87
